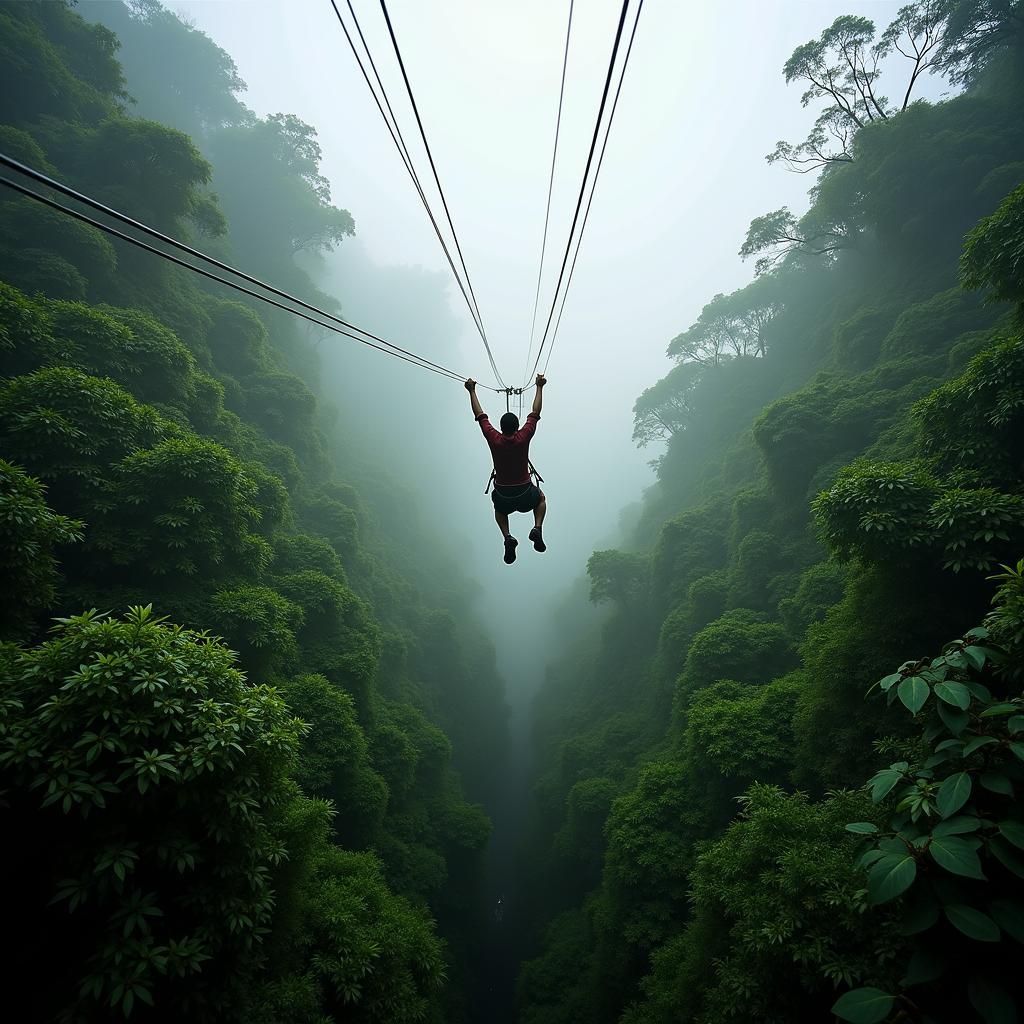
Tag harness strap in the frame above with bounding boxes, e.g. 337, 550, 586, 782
484, 462, 544, 495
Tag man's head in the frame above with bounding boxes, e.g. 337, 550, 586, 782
500, 412, 519, 435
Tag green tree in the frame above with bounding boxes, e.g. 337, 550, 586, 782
0, 367, 175, 509
632, 360, 704, 446
769, 7, 946, 173
587, 550, 650, 606
0, 1, 124, 127
961, 182, 1024, 305
830, 569, 1024, 1022
0, 459, 82, 637
279, 672, 387, 846
935, 0, 1024, 84
0, 606, 304, 1021
90, 436, 284, 580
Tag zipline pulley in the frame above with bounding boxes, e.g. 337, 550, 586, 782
504, 386, 524, 413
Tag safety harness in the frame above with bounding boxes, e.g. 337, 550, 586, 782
484, 460, 545, 496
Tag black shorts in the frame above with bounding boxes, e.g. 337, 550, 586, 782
491, 483, 543, 515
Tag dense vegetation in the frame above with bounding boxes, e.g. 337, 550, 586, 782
5, 2, 1024, 1022
0, 3, 506, 1021
517, 4, 1024, 1023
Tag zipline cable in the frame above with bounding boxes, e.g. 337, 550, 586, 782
543, 0, 644, 375
376, 0, 506, 388
342, 0, 422, 207
0, 172, 500, 389
521, 0, 574, 390
526, 0, 631, 385
0, 152, 490, 386
0, 175, 464, 384
326, 0, 491, 354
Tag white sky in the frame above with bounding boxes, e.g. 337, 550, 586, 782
163, 0, 944, 685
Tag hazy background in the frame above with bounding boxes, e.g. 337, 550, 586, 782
163, 0, 945, 691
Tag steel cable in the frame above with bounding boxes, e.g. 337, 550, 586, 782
543, 0, 644, 376
522, 0, 575, 389
526, 0, 631, 384
326, 0, 497, 377
0, 167, 498, 388
376, 0, 505, 387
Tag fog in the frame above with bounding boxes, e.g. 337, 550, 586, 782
165, 0, 943, 693
6, 1, 978, 1017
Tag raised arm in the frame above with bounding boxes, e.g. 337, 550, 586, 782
532, 374, 546, 415
465, 378, 484, 418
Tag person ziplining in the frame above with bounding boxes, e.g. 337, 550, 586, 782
466, 374, 548, 564
0, 1, 645, 581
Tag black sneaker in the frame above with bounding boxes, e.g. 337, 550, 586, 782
503, 536, 518, 564
529, 527, 546, 553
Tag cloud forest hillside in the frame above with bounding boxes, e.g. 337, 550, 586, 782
516, 5, 1024, 1024
3, 2, 1024, 1024
0, 3, 507, 1021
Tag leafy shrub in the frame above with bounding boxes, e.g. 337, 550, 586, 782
89, 437, 280, 580
832, 571, 1024, 1022
814, 460, 1024, 571
677, 609, 794, 708
0, 459, 82, 637
961, 183, 1024, 306
0, 367, 174, 507
0, 606, 304, 1021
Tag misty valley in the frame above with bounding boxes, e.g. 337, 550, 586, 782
2, 1, 1024, 1023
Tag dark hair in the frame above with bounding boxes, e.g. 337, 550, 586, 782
500, 412, 520, 435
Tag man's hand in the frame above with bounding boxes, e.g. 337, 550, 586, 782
465, 378, 477, 392
536, 374, 547, 388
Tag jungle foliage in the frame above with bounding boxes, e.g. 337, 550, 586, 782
518, 3, 1024, 1023
0, 3, 506, 1021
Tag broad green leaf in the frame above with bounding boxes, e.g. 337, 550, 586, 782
945, 904, 1000, 942
832, 987, 895, 1024
859, 848, 885, 869
1009, 715, 1024, 735
935, 681, 970, 710
990, 837, 1024, 879
936, 772, 972, 818
845, 822, 879, 835
868, 851, 917, 905
964, 680, 992, 702
946, 650, 969, 670
935, 738, 963, 752
981, 772, 1014, 796
937, 702, 969, 736
879, 672, 902, 692
963, 646, 987, 671
968, 976, 1016, 1024
932, 815, 980, 837
989, 900, 1024, 944
981, 702, 1019, 717
963, 736, 999, 757
898, 675, 929, 714
998, 820, 1024, 850
1011, 742, 1024, 762
929, 835, 985, 879
870, 769, 903, 803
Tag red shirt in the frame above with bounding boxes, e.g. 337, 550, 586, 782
477, 412, 539, 486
